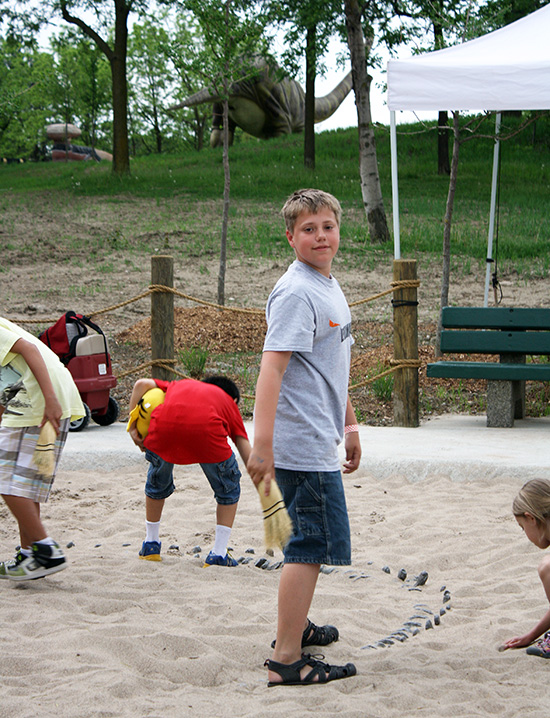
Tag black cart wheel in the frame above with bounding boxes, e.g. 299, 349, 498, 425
69, 403, 91, 432
92, 396, 120, 426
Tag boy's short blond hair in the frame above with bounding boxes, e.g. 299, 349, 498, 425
281, 188, 342, 233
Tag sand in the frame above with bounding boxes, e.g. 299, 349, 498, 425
1, 418, 550, 718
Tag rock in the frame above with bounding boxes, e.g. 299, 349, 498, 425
414, 571, 429, 586
397, 568, 407, 581
382, 565, 391, 574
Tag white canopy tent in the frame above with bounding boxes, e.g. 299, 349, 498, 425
386, 3, 550, 305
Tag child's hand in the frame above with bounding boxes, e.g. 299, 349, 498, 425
42, 396, 63, 434
343, 432, 361, 474
129, 423, 146, 451
501, 634, 533, 649
247, 448, 274, 495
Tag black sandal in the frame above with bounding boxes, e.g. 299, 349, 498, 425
271, 618, 340, 649
265, 653, 356, 686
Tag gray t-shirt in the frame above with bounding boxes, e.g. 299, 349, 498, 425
262, 260, 353, 471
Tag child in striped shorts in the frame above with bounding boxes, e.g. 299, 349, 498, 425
0, 317, 84, 581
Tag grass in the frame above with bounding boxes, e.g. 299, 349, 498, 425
1, 112, 549, 273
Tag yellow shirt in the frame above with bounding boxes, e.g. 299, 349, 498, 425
0, 317, 84, 428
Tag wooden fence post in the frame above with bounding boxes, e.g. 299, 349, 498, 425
392, 259, 419, 427
151, 255, 174, 381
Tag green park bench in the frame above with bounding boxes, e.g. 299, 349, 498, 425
426, 307, 550, 427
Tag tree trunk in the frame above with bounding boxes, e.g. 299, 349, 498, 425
438, 110, 450, 175
304, 24, 316, 170
436, 111, 461, 357
218, 97, 230, 307
111, 1, 130, 175
343, 0, 389, 244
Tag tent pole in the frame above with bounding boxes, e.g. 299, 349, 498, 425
484, 112, 502, 307
390, 110, 401, 259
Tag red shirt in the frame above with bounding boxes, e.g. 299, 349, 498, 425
144, 379, 248, 465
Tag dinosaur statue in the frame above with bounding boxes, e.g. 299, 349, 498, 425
168, 57, 353, 147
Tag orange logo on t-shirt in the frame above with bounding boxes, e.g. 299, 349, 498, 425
329, 320, 340, 327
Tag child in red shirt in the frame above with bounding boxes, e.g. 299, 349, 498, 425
128, 375, 251, 565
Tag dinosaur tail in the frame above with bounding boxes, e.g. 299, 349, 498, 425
314, 71, 353, 123
167, 87, 219, 111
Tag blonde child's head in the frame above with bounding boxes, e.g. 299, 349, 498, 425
281, 189, 342, 234
513, 479, 550, 524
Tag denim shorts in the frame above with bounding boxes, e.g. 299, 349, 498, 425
144, 449, 241, 505
275, 468, 351, 566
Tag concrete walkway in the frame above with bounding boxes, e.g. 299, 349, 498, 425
60, 414, 550, 482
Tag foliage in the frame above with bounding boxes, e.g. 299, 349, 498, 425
177, 345, 209, 378
0, 37, 58, 159
127, 16, 174, 154
274, 0, 343, 77
370, 363, 394, 402
49, 29, 112, 148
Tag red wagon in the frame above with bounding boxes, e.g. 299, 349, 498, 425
39, 311, 119, 432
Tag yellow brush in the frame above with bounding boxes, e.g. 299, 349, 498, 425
32, 421, 57, 477
256, 478, 293, 551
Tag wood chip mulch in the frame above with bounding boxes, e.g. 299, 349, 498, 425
116, 306, 267, 354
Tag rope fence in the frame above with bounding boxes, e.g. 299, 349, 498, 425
11, 258, 422, 425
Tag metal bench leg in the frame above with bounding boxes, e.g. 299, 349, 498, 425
487, 380, 515, 427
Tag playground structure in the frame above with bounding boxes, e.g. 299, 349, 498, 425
46, 123, 113, 162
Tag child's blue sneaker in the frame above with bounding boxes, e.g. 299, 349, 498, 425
203, 550, 238, 567
139, 540, 162, 561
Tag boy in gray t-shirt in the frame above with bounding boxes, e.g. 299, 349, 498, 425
248, 189, 361, 686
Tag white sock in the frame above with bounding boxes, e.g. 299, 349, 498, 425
213, 524, 231, 556
20, 547, 32, 557
146, 521, 161, 543
35, 537, 56, 547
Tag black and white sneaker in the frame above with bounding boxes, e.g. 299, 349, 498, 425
0, 542, 67, 581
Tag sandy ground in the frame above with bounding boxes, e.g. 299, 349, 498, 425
1, 418, 550, 717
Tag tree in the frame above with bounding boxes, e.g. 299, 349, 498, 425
57, 0, 136, 175
49, 30, 111, 151
0, 37, 57, 159
183, 0, 273, 305
127, 18, 173, 154
343, 0, 390, 244
164, 12, 213, 151
275, 0, 342, 170
1, 0, 166, 172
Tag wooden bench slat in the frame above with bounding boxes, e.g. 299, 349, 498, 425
427, 361, 550, 381
440, 330, 550, 355
442, 306, 550, 330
